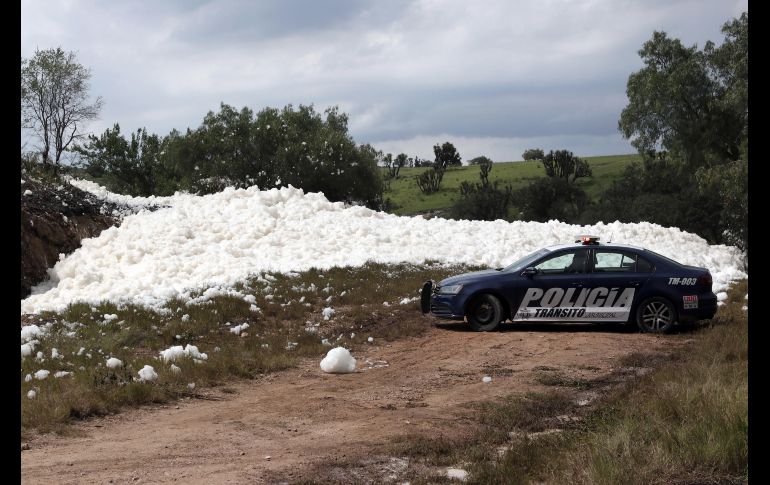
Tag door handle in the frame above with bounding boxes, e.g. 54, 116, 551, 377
628, 281, 641, 287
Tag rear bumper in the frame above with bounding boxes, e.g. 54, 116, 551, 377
679, 293, 718, 321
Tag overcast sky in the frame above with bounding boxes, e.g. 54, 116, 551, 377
21, 0, 747, 162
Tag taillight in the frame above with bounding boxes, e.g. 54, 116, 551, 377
697, 273, 712, 289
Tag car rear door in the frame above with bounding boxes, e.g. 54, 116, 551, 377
584, 249, 654, 323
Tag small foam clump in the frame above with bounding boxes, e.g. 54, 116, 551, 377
34, 370, 50, 380
138, 365, 158, 382
320, 347, 356, 374
159, 344, 208, 362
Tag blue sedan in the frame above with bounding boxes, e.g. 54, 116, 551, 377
421, 236, 717, 333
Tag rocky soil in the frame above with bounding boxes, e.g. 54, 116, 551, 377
21, 176, 119, 298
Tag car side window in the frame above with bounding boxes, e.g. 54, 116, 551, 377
594, 251, 654, 272
534, 250, 588, 274
636, 255, 655, 272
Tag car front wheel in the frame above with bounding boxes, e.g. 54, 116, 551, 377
467, 294, 503, 332
636, 297, 676, 333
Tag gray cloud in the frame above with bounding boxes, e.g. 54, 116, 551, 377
21, 0, 748, 161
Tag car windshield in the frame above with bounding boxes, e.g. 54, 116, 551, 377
502, 248, 550, 272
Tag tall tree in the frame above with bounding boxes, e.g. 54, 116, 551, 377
618, 13, 747, 167
21, 47, 104, 169
433, 141, 461, 170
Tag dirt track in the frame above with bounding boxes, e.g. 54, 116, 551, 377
21, 322, 683, 484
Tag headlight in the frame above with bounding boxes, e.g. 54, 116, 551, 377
438, 284, 463, 295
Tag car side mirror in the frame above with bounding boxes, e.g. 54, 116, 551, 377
521, 267, 538, 277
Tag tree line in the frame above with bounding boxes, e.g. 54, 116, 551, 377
21, 11, 746, 256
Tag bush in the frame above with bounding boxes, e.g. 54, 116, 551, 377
416, 168, 444, 194
522, 148, 544, 161
580, 159, 730, 246
451, 181, 513, 221
512, 177, 588, 222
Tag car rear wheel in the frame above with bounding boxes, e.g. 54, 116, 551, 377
636, 297, 676, 333
467, 294, 503, 332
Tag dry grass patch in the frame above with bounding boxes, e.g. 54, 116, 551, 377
21, 262, 478, 434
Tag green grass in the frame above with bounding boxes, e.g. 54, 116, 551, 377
21, 262, 483, 435
384, 154, 641, 215
389, 279, 748, 484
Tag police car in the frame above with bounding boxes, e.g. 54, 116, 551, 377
420, 236, 717, 333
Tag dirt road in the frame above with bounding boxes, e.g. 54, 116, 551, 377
21, 322, 683, 484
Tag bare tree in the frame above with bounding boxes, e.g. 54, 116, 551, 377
21, 47, 103, 170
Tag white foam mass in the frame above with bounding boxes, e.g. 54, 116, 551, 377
21, 183, 746, 314
34, 370, 50, 380
21, 325, 45, 343
320, 347, 357, 374
159, 344, 208, 362
21, 343, 35, 359
322, 307, 335, 320
106, 357, 123, 369
138, 365, 158, 382
229, 323, 249, 335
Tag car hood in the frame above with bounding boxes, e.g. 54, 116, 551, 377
439, 269, 501, 286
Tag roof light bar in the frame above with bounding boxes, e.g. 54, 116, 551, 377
575, 235, 601, 245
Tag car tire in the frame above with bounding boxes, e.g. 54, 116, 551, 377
636, 296, 676, 333
467, 294, 503, 332
420, 280, 433, 314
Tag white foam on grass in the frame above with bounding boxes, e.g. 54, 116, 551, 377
137, 365, 158, 382
22, 182, 746, 314
320, 347, 357, 374
446, 468, 468, 480
229, 323, 249, 335
21, 343, 36, 359
106, 357, 123, 369
21, 325, 45, 343
159, 344, 208, 363
34, 370, 50, 380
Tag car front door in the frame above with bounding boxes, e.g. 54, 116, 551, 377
510, 248, 591, 322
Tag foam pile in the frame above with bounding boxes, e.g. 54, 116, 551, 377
22, 182, 746, 314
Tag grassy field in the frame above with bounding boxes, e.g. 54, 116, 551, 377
388, 279, 748, 484
384, 154, 642, 215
